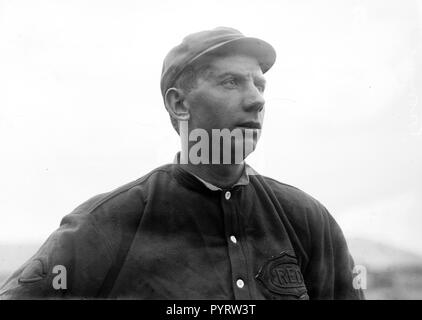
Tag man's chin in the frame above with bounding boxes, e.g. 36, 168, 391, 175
229, 136, 258, 164
242, 138, 258, 161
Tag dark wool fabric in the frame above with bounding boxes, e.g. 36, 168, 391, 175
0, 164, 364, 299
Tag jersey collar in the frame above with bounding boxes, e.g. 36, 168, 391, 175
172, 152, 257, 191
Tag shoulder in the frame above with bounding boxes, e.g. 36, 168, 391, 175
258, 175, 328, 216
50, 164, 177, 257
58, 164, 176, 241
71, 164, 175, 217
253, 174, 337, 236
257, 174, 347, 241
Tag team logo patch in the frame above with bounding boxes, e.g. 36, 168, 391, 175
255, 251, 309, 299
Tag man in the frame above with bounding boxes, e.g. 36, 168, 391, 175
0, 27, 363, 299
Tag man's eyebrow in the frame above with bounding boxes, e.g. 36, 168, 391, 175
216, 72, 266, 85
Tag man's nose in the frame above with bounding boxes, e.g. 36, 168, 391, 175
243, 83, 265, 112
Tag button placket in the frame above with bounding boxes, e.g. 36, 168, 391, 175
220, 188, 251, 299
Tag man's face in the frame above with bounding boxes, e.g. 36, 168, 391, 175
184, 54, 266, 160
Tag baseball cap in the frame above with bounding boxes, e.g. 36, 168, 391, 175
160, 27, 276, 97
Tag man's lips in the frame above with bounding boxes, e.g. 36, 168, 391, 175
236, 122, 262, 129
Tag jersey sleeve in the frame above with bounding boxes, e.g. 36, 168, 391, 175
0, 211, 114, 299
304, 204, 365, 300
0, 179, 147, 300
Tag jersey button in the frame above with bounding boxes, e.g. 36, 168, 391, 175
225, 191, 231, 200
236, 279, 244, 289
230, 235, 237, 244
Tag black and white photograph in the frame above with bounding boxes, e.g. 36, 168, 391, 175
0, 0, 421, 303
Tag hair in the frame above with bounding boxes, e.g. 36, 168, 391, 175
168, 62, 211, 134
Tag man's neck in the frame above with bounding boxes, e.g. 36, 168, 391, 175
181, 162, 245, 189
179, 138, 247, 188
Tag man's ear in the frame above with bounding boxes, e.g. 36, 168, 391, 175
164, 88, 190, 121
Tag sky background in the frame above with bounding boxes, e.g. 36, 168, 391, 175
0, 0, 421, 259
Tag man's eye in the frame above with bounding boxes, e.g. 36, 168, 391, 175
222, 78, 238, 88
257, 86, 265, 93
255, 82, 266, 92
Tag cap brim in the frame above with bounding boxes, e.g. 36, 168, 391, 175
189, 36, 276, 74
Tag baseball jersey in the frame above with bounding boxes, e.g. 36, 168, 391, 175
0, 161, 364, 299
